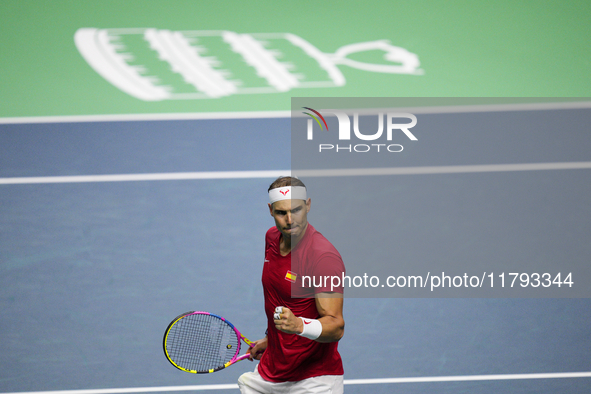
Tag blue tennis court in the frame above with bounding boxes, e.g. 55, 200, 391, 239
1, 105, 590, 393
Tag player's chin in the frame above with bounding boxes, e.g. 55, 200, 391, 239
283, 227, 299, 237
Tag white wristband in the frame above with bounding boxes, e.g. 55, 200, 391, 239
297, 317, 322, 340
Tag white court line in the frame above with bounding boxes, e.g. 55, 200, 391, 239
2, 372, 591, 394
297, 161, 591, 177
1, 101, 590, 124
0, 111, 290, 124
0, 170, 289, 185
1, 162, 591, 185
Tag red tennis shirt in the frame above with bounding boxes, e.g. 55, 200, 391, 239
257, 224, 345, 382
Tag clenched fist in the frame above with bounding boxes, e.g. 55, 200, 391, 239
273, 306, 303, 335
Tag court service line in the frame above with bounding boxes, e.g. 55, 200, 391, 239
1, 101, 590, 124
2, 371, 591, 394
1, 161, 591, 185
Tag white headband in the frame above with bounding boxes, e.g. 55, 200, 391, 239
269, 186, 307, 204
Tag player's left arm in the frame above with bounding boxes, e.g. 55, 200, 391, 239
313, 292, 345, 342
274, 294, 344, 343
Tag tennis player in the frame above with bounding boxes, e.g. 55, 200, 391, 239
238, 176, 345, 394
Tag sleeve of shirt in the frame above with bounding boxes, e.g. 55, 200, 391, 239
311, 252, 346, 294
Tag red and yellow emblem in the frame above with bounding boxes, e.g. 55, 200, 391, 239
284, 270, 297, 283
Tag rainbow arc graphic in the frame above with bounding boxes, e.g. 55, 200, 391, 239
302, 107, 328, 130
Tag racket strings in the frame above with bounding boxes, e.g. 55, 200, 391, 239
166, 313, 239, 372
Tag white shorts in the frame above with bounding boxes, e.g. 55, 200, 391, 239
238, 365, 344, 394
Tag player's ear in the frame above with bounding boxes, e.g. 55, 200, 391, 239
268, 203, 274, 216
305, 198, 311, 213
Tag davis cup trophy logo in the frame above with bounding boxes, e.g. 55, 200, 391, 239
74, 28, 422, 101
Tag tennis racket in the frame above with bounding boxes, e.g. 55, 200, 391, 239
163, 311, 255, 374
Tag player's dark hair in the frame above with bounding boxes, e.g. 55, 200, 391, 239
268, 176, 306, 192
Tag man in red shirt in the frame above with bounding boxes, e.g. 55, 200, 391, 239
238, 176, 345, 394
